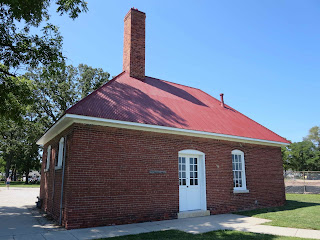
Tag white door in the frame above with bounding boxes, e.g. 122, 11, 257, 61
179, 156, 201, 211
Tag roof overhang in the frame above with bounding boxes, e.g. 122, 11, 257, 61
36, 114, 290, 147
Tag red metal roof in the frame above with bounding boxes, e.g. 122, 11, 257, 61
66, 72, 289, 144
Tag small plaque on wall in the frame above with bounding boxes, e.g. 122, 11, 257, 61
149, 170, 166, 174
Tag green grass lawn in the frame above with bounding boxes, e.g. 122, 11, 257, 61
0, 181, 40, 188
239, 194, 320, 230
97, 230, 313, 240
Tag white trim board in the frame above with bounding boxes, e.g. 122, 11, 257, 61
36, 114, 289, 147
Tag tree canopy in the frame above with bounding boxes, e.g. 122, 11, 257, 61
304, 126, 320, 149
283, 125, 320, 171
0, 0, 88, 121
0, 1, 113, 183
0, 64, 110, 180
26, 64, 110, 127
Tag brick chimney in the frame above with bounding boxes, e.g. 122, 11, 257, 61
123, 8, 146, 80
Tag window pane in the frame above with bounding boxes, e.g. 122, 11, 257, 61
182, 157, 185, 163
190, 172, 193, 178
190, 158, 193, 164
179, 179, 181, 185
235, 155, 238, 162
232, 163, 235, 170
194, 172, 198, 178
238, 155, 241, 161
190, 179, 193, 185
239, 162, 242, 170
232, 154, 234, 162
194, 158, 197, 164
179, 157, 181, 163
182, 179, 186, 185
194, 165, 197, 171
182, 172, 186, 178
182, 165, 185, 171
179, 172, 181, 178
190, 165, 193, 171
195, 179, 198, 185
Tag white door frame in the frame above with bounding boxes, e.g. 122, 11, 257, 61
178, 149, 207, 212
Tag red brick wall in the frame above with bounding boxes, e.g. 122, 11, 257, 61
40, 127, 74, 225
123, 8, 146, 80
40, 123, 285, 229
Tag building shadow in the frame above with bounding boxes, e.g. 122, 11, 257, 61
0, 205, 61, 237
145, 77, 208, 107
68, 81, 189, 128
238, 200, 319, 216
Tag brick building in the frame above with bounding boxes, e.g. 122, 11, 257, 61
37, 8, 290, 229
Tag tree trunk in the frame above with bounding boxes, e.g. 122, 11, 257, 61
25, 169, 29, 184
13, 168, 17, 181
5, 155, 11, 178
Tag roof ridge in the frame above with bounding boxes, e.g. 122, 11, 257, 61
197, 88, 290, 144
146, 76, 289, 143
145, 76, 203, 92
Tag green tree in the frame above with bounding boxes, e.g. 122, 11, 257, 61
0, 0, 88, 121
0, 156, 5, 174
26, 64, 110, 127
283, 141, 320, 171
78, 64, 111, 99
0, 63, 110, 181
304, 126, 320, 149
0, 113, 43, 182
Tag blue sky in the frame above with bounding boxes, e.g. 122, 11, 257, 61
47, 0, 320, 143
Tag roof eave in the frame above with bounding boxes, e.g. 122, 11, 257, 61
37, 114, 290, 147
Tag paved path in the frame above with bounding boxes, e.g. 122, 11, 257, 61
0, 188, 320, 240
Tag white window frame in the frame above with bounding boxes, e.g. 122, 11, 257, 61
45, 145, 51, 171
56, 137, 64, 169
232, 149, 249, 193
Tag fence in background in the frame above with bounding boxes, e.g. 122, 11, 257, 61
284, 171, 320, 194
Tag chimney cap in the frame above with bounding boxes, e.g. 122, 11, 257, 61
130, 7, 145, 14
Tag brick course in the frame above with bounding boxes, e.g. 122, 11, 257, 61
40, 123, 285, 229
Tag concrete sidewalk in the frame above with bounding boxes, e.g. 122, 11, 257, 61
51, 214, 320, 240
1, 212, 320, 239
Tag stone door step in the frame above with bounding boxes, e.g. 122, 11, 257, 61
177, 210, 210, 219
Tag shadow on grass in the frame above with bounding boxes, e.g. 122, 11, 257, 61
99, 230, 291, 240
238, 200, 320, 217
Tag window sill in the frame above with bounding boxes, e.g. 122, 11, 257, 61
55, 166, 62, 170
233, 189, 249, 194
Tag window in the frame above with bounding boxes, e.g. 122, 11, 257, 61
232, 150, 247, 192
179, 157, 186, 186
45, 145, 51, 171
189, 157, 198, 186
56, 137, 65, 169
178, 156, 199, 186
